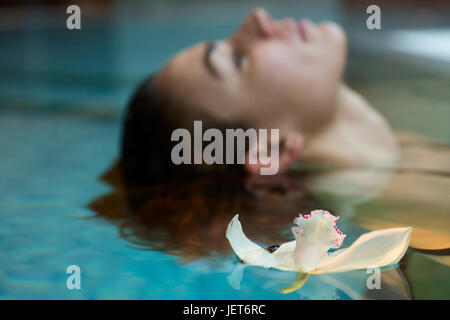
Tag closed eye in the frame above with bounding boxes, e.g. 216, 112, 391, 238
204, 41, 219, 78
233, 50, 245, 70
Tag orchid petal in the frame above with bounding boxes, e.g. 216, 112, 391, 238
226, 214, 277, 268
271, 240, 296, 271
313, 227, 412, 274
292, 210, 346, 273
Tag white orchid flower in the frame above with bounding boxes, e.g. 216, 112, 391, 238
226, 210, 411, 293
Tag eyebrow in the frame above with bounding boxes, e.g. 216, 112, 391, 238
203, 41, 219, 78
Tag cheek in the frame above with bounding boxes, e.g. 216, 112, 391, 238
251, 46, 288, 81
252, 45, 338, 111
249, 44, 313, 92
243, 41, 342, 128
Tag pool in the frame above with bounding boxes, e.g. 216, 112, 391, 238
0, 1, 449, 300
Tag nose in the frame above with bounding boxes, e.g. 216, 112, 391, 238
251, 8, 274, 37
229, 8, 274, 46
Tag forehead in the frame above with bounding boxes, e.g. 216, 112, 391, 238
159, 42, 204, 88
171, 42, 205, 71
157, 42, 209, 103
156, 41, 242, 122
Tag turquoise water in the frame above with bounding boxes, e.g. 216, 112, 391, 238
0, 112, 373, 299
1, 1, 449, 300
1, 109, 448, 300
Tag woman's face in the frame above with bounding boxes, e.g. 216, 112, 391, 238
157, 8, 347, 133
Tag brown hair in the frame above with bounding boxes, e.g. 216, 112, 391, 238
120, 75, 248, 188
89, 172, 322, 262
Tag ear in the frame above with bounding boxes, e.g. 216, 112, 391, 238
244, 131, 304, 175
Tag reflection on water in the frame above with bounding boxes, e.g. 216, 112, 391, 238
349, 135, 450, 251
90, 164, 321, 262
301, 133, 450, 252
89, 134, 450, 299
249, 266, 411, 300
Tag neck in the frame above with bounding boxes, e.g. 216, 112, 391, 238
299, 84, 399, 168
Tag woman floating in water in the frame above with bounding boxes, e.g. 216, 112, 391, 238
91, 8, 449, 295
120, 7, 398, 188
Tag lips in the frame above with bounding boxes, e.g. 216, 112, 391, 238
296, 19, 309, 41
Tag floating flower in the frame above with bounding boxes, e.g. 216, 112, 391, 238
226, 210, 411, 293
